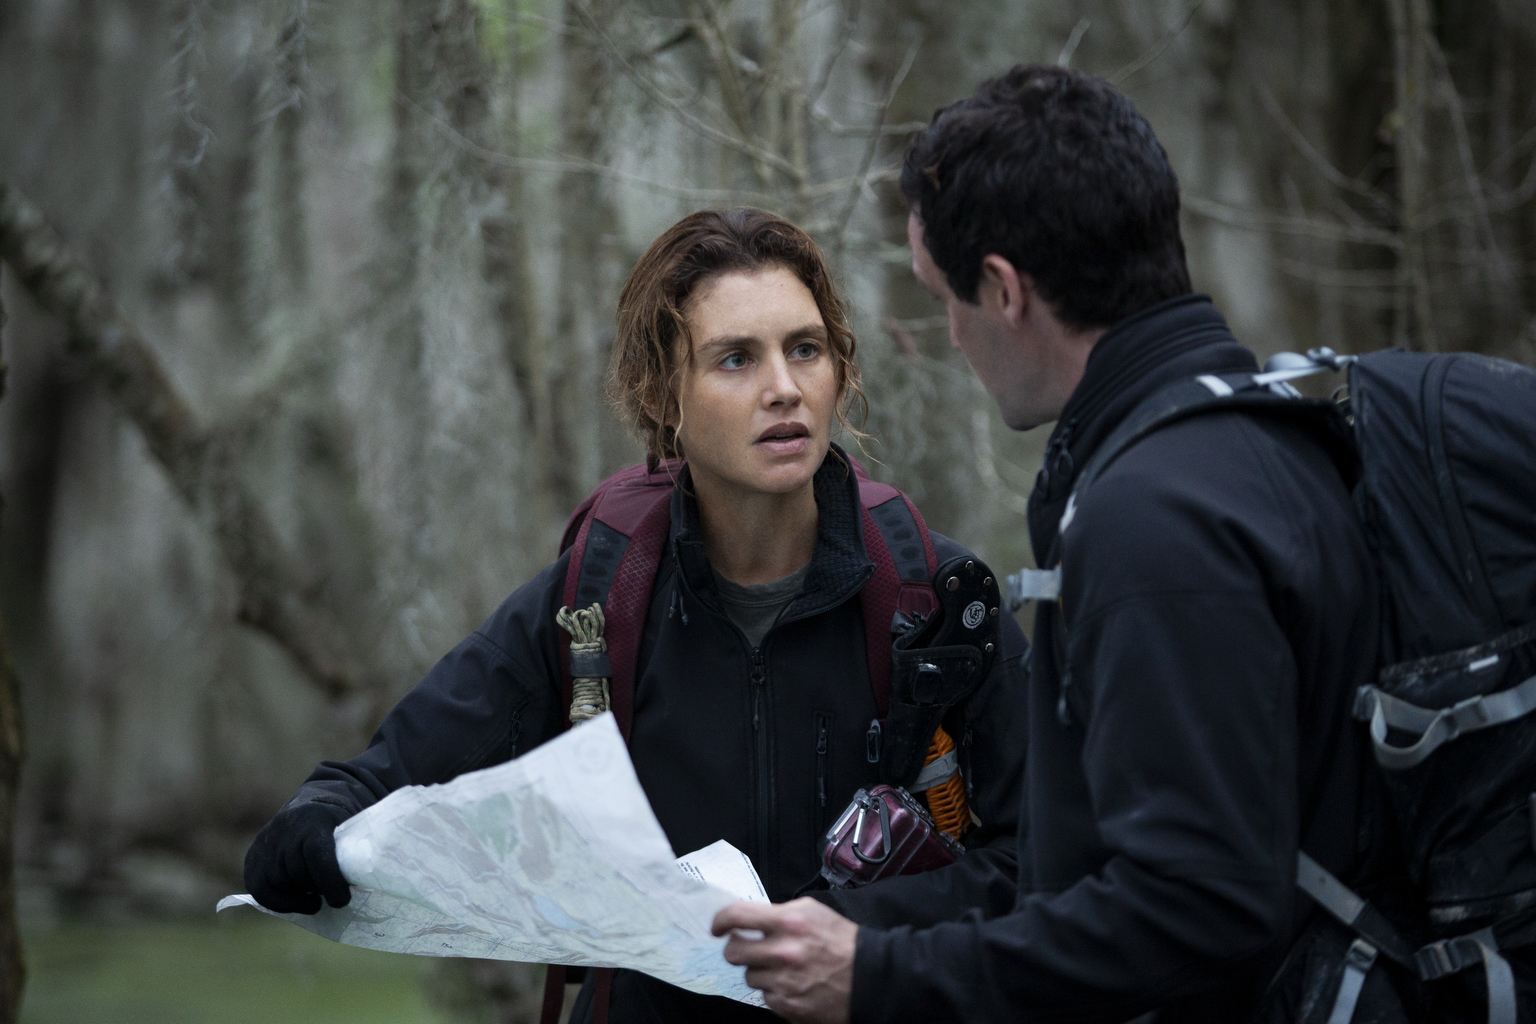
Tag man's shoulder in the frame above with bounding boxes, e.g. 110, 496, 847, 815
1062, 409, 1359, 612
1083, 405, 1344, 524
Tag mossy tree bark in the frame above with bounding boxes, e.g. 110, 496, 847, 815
0, 267, 28, 1024
0, 179, 366, 697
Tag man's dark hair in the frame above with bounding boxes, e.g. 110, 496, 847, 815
901, 64, 1192, 331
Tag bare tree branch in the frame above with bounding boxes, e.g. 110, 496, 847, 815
970, 408, 1031, 516
570, 0, 802, 181
805, 0, 860, 108
832, 39, 919, 242
881, 315, 920, 358
402, 86, 902, 207
1387, 0, 1435, 349
808, 106, 927, 137
1109, 0, 1205, 86
0, 180, 365, 697
1251, 77, 1393, 212
1183, 194, 1405, 249
685, 0, 771, 184
1424, 30, 1515, 285
1057, 17, 1091, 68
0, 267, 26, 1024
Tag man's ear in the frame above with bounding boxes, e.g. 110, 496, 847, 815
978, 254, 1031, 325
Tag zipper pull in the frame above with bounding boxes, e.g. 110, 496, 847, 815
865, 719, 882, 763
816, 719, 829, 807
1057, 670, 1075, 727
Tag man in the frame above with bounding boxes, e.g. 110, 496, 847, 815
713, 64, 1377, 1023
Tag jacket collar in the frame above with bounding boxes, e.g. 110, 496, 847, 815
669, 444, 875, 626
1025, 294, 1258, 562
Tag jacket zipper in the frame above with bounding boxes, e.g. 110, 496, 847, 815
750, 647, 772, 866
814, 712, 831, 834
1037, 420, 1075, 497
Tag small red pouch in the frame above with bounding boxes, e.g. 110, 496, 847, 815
819, 784, 965, 887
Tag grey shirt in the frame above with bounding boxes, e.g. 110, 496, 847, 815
712, 560, 813, 649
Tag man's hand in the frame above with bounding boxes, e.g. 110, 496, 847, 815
712, 897, 857, 1024
243, 800, 352, 914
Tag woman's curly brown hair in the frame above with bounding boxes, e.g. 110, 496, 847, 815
609, 208, 867, 464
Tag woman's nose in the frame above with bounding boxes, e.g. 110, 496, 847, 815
762, 352, 802, 406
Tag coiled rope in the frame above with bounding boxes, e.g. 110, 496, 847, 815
556, 603, 610, 724
923, 726, 970, 840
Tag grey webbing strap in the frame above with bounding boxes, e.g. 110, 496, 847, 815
1296, 852, 1415, 967
1326, 939, 1378, 1024
909, 750, 959, 793
1415, 928, 1517, 1024
1354, 672, 1536, 770
1005, 568, 1061, 610
1298, 852, 1366, 925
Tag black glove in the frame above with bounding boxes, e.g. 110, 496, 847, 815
244, 799, 353, 914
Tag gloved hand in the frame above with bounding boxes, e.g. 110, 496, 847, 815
243, 800, 353, 914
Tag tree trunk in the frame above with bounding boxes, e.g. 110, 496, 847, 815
1388, 0, 1435, 350
480, 0, 559, 539
273, 1, 310, 302
163, 0, 212, 288
0, 267, 28, 1024
0, 179, 365, 696
552, 0, 623, 510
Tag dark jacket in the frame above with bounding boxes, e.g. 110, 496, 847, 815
288, 455, 1031, 1024
850, 295, 1378, 1023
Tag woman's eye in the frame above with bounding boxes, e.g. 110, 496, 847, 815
790, 341, 821, 360
720, 352, 748, 370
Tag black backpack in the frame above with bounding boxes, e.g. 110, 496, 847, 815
1013, 347, 1536, 1024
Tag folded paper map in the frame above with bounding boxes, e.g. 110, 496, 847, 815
218, 713, 767, 1005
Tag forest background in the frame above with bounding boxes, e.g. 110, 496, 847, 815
1, 0, 1534, 1020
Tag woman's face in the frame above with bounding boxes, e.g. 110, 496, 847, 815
673, 266, 839, 499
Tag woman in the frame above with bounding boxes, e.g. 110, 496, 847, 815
244, 209, 1030, 1023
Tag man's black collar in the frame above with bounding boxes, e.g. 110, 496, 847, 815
1025, 294, 1259, 563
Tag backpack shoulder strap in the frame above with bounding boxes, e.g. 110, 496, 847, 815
558, 461, 679, 740
559, 456, 942, 735
850, 456, 939, 719
1073, 372, 1353, 505
1046, 371, 1351, 730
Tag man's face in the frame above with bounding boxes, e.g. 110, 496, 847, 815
907, 212, 1068, 431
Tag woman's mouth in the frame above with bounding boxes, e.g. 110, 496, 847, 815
755, 422, 811, 455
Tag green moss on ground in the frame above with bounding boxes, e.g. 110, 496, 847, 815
20, 915, 459, 1024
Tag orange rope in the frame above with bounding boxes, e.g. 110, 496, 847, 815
923, 726, 969, 840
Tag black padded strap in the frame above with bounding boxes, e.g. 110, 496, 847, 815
574, 519, 631, 609
867, 496, 930, 583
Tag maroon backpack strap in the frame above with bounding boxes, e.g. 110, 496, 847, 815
539, 965, 566, 1024
558, 462, 678, 740
853, 469, 939, 720
545, 465, 674, 1024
